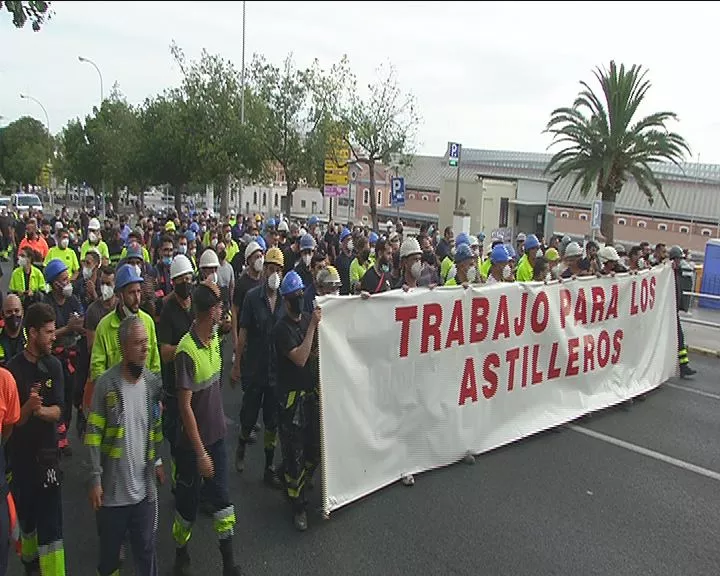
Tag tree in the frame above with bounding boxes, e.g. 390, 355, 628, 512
3, 0, 52, 31
0, 116, 50, 189
55, 118, 101, 198
341, 63, 420, 230
84, 85, 142, 210
139, 91, 194, 214
544, 61, 690, 244
172, 42, 263, 216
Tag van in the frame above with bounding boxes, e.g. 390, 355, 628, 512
11, 193, 43, 215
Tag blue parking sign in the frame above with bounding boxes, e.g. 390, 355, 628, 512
391, 177, 405, 207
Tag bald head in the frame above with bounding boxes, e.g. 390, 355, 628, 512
119, 316, 149, 367
3, 294, 22, 317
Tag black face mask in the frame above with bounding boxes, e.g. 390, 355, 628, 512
361, 250, 371, 261
4, 315, 22, 332
218, 251, 227, 262
422, 251, 435, 265
127, 362, 143, 379
288, 294, 303, 316
175, 281, 192, 299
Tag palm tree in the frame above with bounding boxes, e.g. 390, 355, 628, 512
544, 61, 690, 244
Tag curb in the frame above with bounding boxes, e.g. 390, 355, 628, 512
687, 345, 720, 358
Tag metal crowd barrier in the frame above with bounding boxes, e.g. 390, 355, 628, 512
681, 292, 720, 329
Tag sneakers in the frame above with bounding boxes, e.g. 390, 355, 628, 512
680, 364, 697, 378
293, 510, 308, 531
263, 467, 282, 489
235, 443, 246, 473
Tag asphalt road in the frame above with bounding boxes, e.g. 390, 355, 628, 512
3, 262, 720, 576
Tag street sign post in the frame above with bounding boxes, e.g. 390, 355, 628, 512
324, 143, 350, 198
391, 176, 405, 221
591, 199, 602, 241
449, 142, 462, 211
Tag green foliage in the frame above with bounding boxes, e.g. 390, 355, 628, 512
544, 61, 690, 243
0, 116, 50, 188
340, 63, 420, 230
3, 0, 52, 31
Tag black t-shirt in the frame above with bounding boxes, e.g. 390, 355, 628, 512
44, 293, 84, 349
273, 313, 319, 397
6, 353, 64, 470
360, 266, 392, 294
158, 295, 194, 395
233, 272, 261, 324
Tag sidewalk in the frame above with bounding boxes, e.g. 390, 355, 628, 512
680, 304, 720, 356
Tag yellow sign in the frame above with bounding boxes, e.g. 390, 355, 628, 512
324, 145, 350, 186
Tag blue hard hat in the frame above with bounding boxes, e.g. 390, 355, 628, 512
455, 233, 470, 248
491, 244, 510, 264
339, 227, 352, 242
125, 242, 143, 260
477, 232, 486, 242
44, 259, 68, 283
368, 232, 379, 244
268, 217, 276, 228
185, 230, 196, 242
506, 244, 517, 259
280, 270, 305, 296
115, 263, 144, 291
454, 243, 474, 264
308, 215, 319, 227
524, 234, 540, 250
189, 222, 200, 233
300, 233, 316, 251
256, 235, 267, 251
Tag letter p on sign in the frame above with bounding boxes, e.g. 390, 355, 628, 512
391, 177, 405, 207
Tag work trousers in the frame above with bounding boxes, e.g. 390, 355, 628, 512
677, 315, 689, 365
0, 491, 8, 576
11, 469, 64, 575
162, 395, 179, 488
278, 390, 321, 513
173, 439, 236, 547
239, 380, 278, 451
220, 332, 234, 389
96, 498, 158, 576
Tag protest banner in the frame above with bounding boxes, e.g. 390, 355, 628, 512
317, 266, 677, 515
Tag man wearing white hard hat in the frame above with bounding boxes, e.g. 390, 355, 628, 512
81, 218, 110, 266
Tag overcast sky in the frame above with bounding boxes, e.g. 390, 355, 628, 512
2, 1, 718, 163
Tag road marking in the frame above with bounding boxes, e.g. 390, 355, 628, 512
568, 425, 720, 483
665, 382, 720, 401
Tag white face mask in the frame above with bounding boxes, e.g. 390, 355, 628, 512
82, 266, 93, 280
502, 264, 513, 280
211, 238, 218, 248
133, 264, 142, 277
346, 240, 354, 252
178, 244, 187, 255
208, 272, 218, 284
253, 256, 264, 273
536, 249, 544, 258
302, 254, 312, 267
62, 283, 73, 297
60, 238, 69, 249
545, 272, 553, 282
18, 256, 28, 268
450, 246, 456, 257
369, 247, 375, 257
267, 271, 280, 291
225, 233, 232, 242
466, 266, 477, 283
100, 284, 114, 301
88, 231, 98, 243
410, 260, 422, 280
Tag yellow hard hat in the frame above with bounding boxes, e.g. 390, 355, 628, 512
265, 246, 284, 267
165, 220, 176, 232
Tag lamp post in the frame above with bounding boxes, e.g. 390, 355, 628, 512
78, 55, 105, 216
78, 56, 104, 104
237, 0, 246, 214
20, 93, 52, 202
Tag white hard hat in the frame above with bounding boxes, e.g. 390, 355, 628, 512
399, 237, 422, 258
277, 221, 289, 233
386, 220, 394, 228
88, 218, 101, 230
230, 209, 236, 215
598, 245, 620, 263
170, 254, 194, 279
244, 241, 263, 261
564, 242, 583, 258
199, 248, 220, 269
516, 232, 527, 242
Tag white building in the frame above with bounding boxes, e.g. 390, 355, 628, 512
236, 183, 331, 222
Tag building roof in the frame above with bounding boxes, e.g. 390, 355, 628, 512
400, 149, 720, 223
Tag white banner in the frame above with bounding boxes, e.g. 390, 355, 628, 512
318, 266, 677, 515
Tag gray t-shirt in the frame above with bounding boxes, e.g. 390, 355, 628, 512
112, 376, 149, 507
85, 299, 113, 332
217, 261, 233, 289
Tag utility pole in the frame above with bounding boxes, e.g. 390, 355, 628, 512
238, 0, 246, 216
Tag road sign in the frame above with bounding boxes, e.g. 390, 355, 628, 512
591, 200, 602, 230
449, 142, 461, 167
391, 177, 405, 207
324, 185, 347, 198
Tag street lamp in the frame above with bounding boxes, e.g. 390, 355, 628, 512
78, 55, 104, 104
20, 93, 52, 202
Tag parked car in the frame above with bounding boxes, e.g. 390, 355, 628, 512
10, 193, 43, 215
